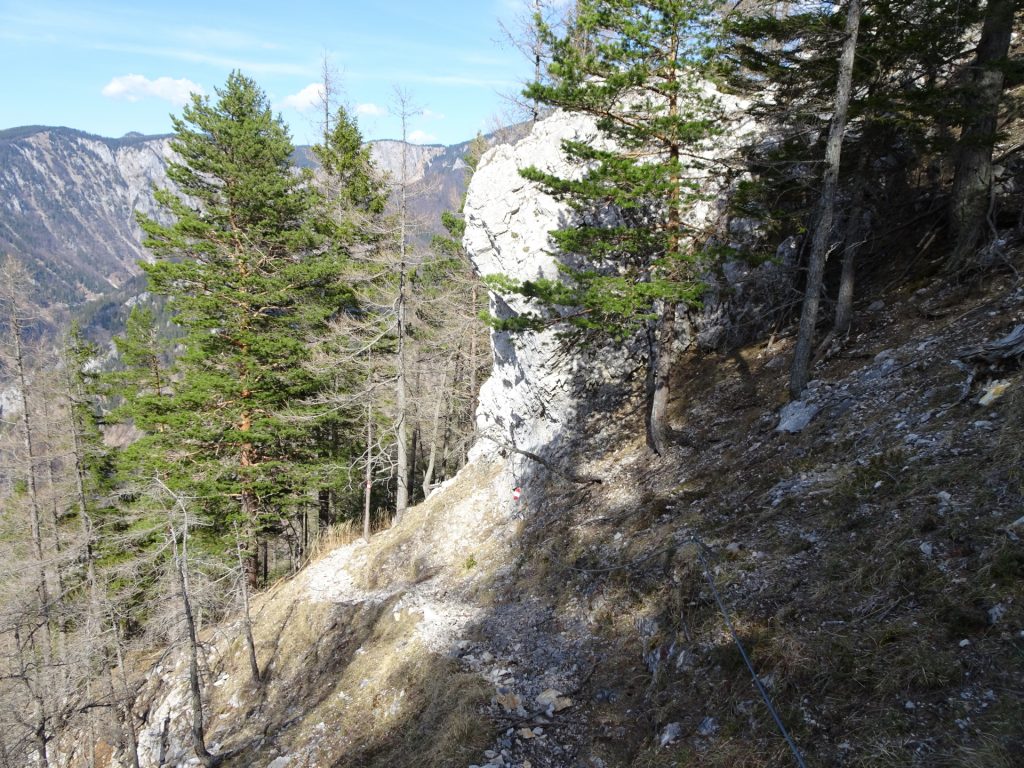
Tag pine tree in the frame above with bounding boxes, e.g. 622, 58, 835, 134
105, 305, 170, 430
492, 0, 724, 455
135, 71, 350, 585
789, 0, 862, 398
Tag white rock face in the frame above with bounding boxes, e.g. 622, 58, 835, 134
463, 95, 767, 460
464, 110, 630, 459
369, 140, 445, 184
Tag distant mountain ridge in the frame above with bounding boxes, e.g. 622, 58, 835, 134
0, 126, 176, 308
0, 124, 522, 316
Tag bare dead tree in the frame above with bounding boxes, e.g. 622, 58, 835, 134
1, 258, 54, 658
159, 481, 221, 768
232, 525, 261, 685
496, 0, 582, 123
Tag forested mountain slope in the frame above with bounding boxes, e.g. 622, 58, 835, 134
0, 126, 493, 313
0, 128, 174, 308
49, 242, 1024, 768
5, 3, 1024, 767
44, 98, 1024, 768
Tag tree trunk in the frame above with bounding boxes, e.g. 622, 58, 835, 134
408, 425, 419, 505
789, 0, 862, 399
648, 44, 682, 457
108, 618, 142, 768
170, 523, 221, 768
10, 297, 53, 651
467, 285, 480, 463
469, 287, 480, 407
364, 403, 374, 541
394, 96, 412, 526
531, 0, 543, 121
234, 532, 261, 685
834, 155, 869, 336
947, 0, 1015, 271
5, 266, 57, 763
421, 372, 447, 498
648, 303, 676, 455
395, 310, 409, 525
317, 489, 332, 532
41, 402, 68, 628
441, 355, 461, 476
13, 624, 50, 768
240, 406, 260, 589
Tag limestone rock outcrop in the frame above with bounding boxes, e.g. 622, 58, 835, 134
463, 110, 633, 460
463, 97, 773, 460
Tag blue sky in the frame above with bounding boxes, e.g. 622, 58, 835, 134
0, 0, 554, 146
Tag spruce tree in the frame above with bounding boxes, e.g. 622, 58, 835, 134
493, 0, 723, 455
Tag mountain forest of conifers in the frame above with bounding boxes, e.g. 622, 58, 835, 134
1, 2, 1023, 767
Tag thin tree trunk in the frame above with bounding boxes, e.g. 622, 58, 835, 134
790, 0, 862, 399
262, 541, 269, 584
648, 304, 676, 455
364, 403, 374, 541
421, 372, 448, 498
395, 284, 409, 525
233, 531, 261, 685
649, 37, 682, 457
834, 155, 869, 335
11, 304, 53, 650
408, 425, 419, 505
239, 400, 261, 590
531, 0, 543, 121
13, 624, 50, 768
5, 271, 56, 762
948, 0, 1015, 271
65, 333, 115, 768
394, 95, 412, 526
317, 489, 331, 532
108, 617, 141, 768
41, 401, 68, 622
469, 285, 479, 418
170, 521, 220, 768
442, 354, 461, 476
467, 285, 481, 463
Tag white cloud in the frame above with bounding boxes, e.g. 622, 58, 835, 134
356, 102, 386, 117
422, 108, 446, 120
408, 129, 438, 144
280, 83, 325, 112
101, 74, 203, 106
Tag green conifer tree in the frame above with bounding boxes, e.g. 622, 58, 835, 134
135, 71, 351, 585
492, 0, 723, 454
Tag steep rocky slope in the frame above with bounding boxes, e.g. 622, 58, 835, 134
0, 127, 175, 306
0, 126, 497, 312
49, 110, 1024, 768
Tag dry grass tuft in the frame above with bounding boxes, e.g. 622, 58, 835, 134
309, 519, 364, 562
